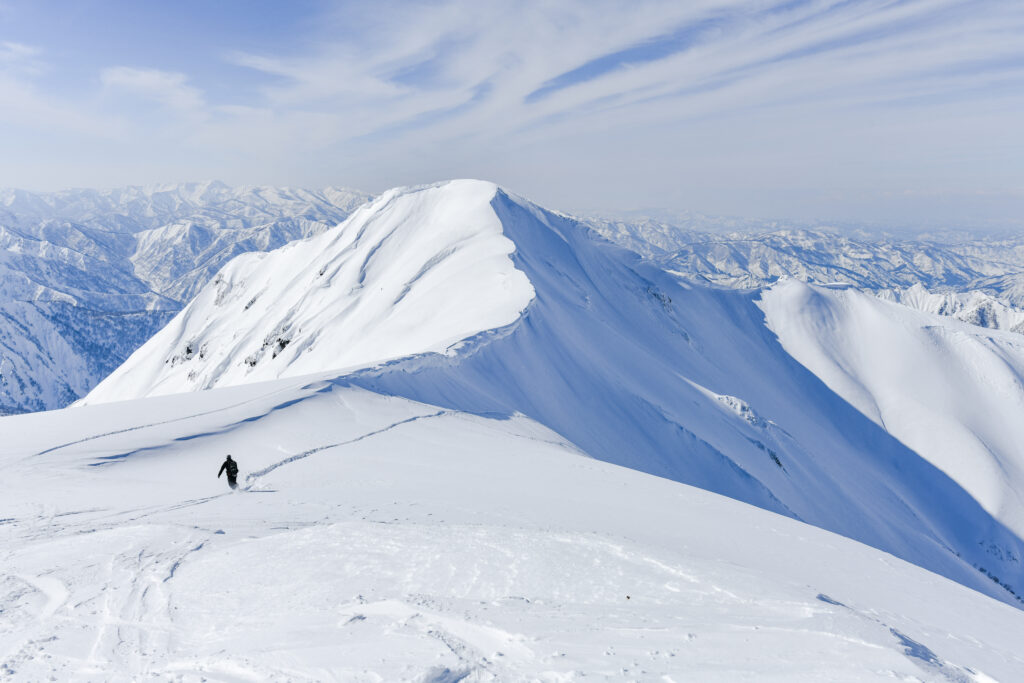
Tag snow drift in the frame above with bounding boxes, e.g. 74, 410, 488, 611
84, 180, 1024, 609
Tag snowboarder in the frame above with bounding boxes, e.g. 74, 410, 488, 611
218, 455, 239, 489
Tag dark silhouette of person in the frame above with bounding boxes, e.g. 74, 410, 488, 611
218, 455, 239, 489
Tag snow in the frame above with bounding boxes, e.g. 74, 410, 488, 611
81, 180, 1024, 613
875, 283, 1024, 333
8, 182, 1024, 416
3, 377, 1024, 680
587, 220, 1024, 333
760, 279, 1024, 537
84, 180, 534, 400
6, 179, 1024, 678
0, 182, 368, 413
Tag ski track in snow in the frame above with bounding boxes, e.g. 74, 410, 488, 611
39, 380, 326, 458
16, 575, 69, 619
813, 594, 979, 682
3, 386, 1021, 679
244, 408, 451, 482
1, 406, 471, 680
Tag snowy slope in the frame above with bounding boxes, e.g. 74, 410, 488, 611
83, 180, 1024, 611
761, 280, 1024, 536
4, 378, 1024, 681
85, 180, 534, 398
0, 182, 368, 413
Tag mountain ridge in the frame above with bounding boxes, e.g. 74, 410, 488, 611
83, 179, 1024, 610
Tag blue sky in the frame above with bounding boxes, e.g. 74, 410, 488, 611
1, 0, 1022, 227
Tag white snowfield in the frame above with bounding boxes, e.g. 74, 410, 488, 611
3, 378, 1024, 681
83, 180, 1024, 615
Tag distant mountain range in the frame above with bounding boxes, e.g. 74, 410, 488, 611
0, 181, 368, 414
5, 180, 1024, 416
587, 220, 1024, 331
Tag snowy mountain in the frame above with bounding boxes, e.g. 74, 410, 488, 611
762, 281, 1024, 536
874, 283, 1024, 333
585, 221, 1024, 332
84, 181, 534, 398
5, 374, 1024, 680
583, 221, 1024, 287
84, 180, 1024, 614
0, 182, 368, 414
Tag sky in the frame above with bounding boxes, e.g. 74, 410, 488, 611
0, 0, 1022, 227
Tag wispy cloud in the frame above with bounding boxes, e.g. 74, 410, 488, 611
218, 0, 1023, 145
0, 40, 40, 67
100, 66, 206, 113
0, 41, 114, 137
525, 13, 731, 103
0, 0, 1022, 224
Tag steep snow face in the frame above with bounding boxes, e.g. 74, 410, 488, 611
4, 379, 1024, 680
84, 180, 534, 400
83, 180, 1024, 610
760, 280, 1024, 536
0, 182, 368, 413
345, 189, 1024, 607
0, 300, 93, 409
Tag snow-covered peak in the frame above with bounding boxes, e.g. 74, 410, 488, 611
84, 180, 535, 400
82, 178, 1024, 612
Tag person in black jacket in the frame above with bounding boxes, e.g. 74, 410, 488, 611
218, 455, 239, 489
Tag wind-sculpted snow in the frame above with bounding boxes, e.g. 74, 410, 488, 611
85, 180, 1024, 611
761, 281, 1024, 538
84, 180, 534, 400
0, 182, 368, 413
3, 380, 1024, 680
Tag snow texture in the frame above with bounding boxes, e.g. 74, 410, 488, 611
85, 180, 533, 398
3, 378, 1023, 681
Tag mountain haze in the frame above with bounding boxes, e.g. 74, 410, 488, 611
0, 182, 368, 413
